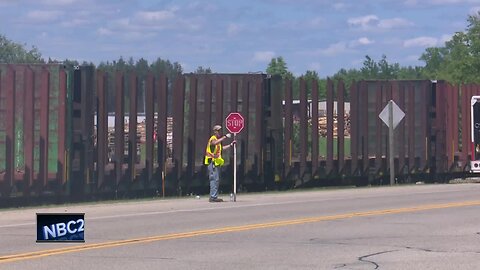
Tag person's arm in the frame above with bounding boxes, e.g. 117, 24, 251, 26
223, 140, 236, 150
211, 134, 231, 145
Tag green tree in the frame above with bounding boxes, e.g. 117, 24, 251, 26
348, 54, 424, 82
378, 55, 398, 79
266, 56, 297, 98
397, 66, 425, 79
419, 13, 480, 84
194, 66, 212, 74
116, 57, 128, 71
360, 55, 379, 79
419, 47, 447, 79
135, 58, 149, 78
97, 60, 114, 72
333, 68, 362, 82
303, 70, 319, 81
360, 55, 400, 79
302, 70, 323, 99
62, 59, 80, 67
332, 68, 363, 101
266, 56, 294, 80
135, 58, 150, 113
445, 32, 474, 83
0, 34, 43, 63
150, 57, 183, 80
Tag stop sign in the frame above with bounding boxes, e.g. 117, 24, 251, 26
225, 112, 244, 134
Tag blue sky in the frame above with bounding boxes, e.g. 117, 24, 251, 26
1, 0, 479, 77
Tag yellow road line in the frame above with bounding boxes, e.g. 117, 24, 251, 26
1, 200, 480, 264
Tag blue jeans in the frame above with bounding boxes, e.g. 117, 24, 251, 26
208, 163, 220, 198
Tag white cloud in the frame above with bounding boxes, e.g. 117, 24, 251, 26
429, 0, 473, 3
38, 32, 48, 39
252, 51, 275, 62
378, 18, 413, 29
274, 16, 324, 31
186, 2, 217, 12
307, 62, 322, 71
122, 31, 156, 40
135, 10, 175, 23
332, 3, 348, 10
348, 15, 413, 30
440, 34, 452, 43
350, 58, 364, 67
26, 10, 63, 23
405, 0, 480, 6
470, 6, 480, 16
115, 18, 131, 28
319, 42, 348, 56
0, 0, 14, 7
404, 0, 417, 5
178, 16, 205, 31
227, 23, 242, 36
403, 36, 438, 47
307, 17, 323, 27
41, 0, 76, 5
133, 7, 203, 31
61, 18, 90, 27
96, 27, 113, 36
180, 62, 191, 72
405, 55, 421, 62
347, 15, 378, 28
349, 37, 374, 47
96, 6, 205, 41
359, 37, 374, 45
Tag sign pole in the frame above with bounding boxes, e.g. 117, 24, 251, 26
379, 99, 404, 186
388, 100, 395, 185
233, 133, 237, 202
225, 112, 244, 202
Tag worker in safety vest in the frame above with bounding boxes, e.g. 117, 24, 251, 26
205, 125, 235, 202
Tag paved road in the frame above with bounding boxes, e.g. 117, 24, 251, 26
1, 184, 480, 270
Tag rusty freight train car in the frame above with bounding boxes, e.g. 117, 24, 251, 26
0, 63, 477, 205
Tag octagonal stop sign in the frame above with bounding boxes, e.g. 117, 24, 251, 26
225, 112, 244, 134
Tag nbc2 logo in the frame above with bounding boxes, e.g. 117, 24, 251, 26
43, 219, 85, 240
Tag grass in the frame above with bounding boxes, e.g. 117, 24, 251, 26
318, 137, 351, 157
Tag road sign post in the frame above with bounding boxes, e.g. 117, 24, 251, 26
225, 112, 244, 202
379, 100, 405, 185
389, 101, 394, 186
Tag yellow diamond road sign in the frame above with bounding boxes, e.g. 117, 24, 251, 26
379, 100, 405, 129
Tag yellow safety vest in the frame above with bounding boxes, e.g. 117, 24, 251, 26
204, 135, 224, 166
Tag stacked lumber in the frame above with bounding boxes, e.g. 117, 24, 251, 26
105, 117, 174, 161
317, 113, 351, 137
